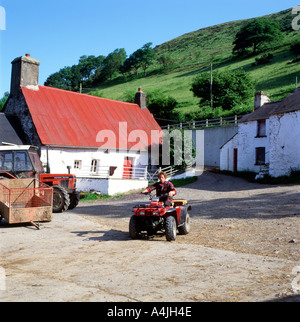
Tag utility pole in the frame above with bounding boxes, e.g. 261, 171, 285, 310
210, 63, 213, 108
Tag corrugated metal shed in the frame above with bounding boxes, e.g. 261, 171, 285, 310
0, 113, 23, 145
21, 86, 162, 150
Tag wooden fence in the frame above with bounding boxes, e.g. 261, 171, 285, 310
161, 114, 244, 130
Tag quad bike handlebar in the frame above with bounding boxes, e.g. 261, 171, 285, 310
141, 191, 169, 201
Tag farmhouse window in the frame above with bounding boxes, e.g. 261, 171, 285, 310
257, 120, 266, 137
255, 147, 265, 165
90, 159, 99, 173
74, 160, 82, 170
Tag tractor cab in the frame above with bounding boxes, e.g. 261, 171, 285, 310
0, 145, 44, 179
0, 144, 79, 213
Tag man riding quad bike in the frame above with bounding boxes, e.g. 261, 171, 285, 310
129, 171, 191, 241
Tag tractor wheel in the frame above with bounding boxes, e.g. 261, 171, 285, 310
178, 213, 190, 235
165, 216, 177, 242
129, 215, 139, 239
68, 191, 80, 210
52, 185, 70, 213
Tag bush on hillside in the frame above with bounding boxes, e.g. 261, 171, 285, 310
252, 53, 274, 66
190, 70, 255, 111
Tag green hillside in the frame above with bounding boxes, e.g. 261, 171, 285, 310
85, 7, 300, 121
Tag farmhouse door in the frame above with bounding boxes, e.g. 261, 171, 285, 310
233, 148, 238, 173
123, 157, 132, 179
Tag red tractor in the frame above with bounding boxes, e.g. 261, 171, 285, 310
129, 192, 191, 241
0, 145, 79, 213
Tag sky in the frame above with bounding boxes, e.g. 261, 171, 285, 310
0, 0, 299, 97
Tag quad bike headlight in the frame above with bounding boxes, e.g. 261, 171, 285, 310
139, 211, 145, 216
153, 211, 159, 215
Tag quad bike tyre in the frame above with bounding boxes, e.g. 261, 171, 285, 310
53, 185, 70, 213
178, 213, 190, 235
129, 215, 139, 239
165, 216, 177, 242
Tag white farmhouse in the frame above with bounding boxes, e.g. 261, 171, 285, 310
220, 88, 300, 178
268, 87, 300, 177
4, 54, 162, 194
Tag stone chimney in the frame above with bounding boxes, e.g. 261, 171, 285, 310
135, 87, 147, 110
10, 53, 40, 96
254, 91, 270, 110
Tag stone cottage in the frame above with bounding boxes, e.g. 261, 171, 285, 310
220, 88, 300, 178
3, 54, 162, 194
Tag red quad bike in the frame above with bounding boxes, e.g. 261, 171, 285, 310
129, 192, 191, 242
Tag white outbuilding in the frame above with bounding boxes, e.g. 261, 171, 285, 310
220, 88, 300, 178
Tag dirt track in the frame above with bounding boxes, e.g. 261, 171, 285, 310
1, 171, 300, 302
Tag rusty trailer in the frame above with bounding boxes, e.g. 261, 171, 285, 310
0, 178, 53, 228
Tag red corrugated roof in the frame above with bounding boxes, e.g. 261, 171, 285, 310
21, 85, 162, 150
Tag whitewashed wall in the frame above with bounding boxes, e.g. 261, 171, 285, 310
220, 134, 238, 172
40, 147, 148, 175
269, 111, 300, 177
39, 146, 149, 194
220, 121, 269, 173
76, 177, 148, 195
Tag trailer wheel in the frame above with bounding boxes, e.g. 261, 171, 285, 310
165, 216, 177, 242
53, 185, 70, 213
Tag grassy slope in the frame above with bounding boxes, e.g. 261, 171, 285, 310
85, 8, 300, 120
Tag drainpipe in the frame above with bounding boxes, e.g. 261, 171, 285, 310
46, 145, 50, 174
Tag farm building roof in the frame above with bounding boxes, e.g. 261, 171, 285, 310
21, 85, 162, 150
240, 87, 300, 123
271, 87, 300, 116
0, 113, 23, 145
239, 101, 282, 123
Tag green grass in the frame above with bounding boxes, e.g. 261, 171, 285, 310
84, 8, 300, 121
148, 176, 198, 187
171, 176, 198, 187
80, 192, 125, 202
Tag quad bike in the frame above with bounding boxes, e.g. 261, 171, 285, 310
129, 192, 191, 242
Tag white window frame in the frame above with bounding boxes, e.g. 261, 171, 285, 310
74, 160, 82, 170
90, 159, 99, 174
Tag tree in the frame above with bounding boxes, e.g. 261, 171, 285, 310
190, 70, 255, 110
147, 89, 178, 121
138, 43, 156, 77
122, 43, 156, 77
100, 48, 127, 81
233, 18, 283, 56
122, 53, 141, 77
70, 65, 82, 90
45, 65, 82, 91
158, 54, 176, 72
45, 67, 72, 90
119, 56, 135, 78
291, 42, 300, 58
0, 92, 9, 112
78, 55, 105, 81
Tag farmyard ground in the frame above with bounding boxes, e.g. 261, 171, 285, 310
1, 171, 300, 302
